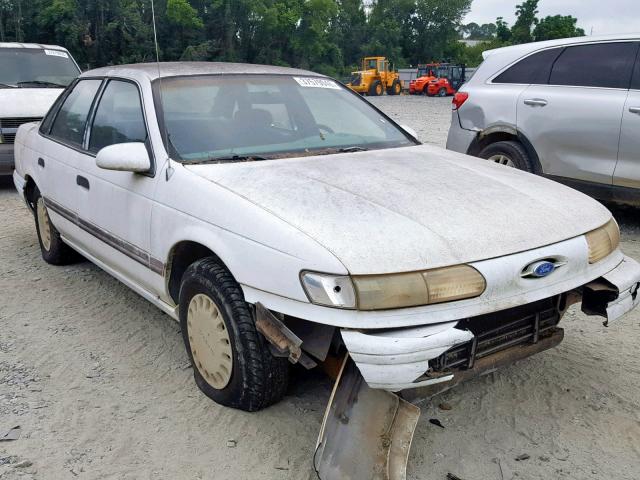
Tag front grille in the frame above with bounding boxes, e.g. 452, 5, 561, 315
430, 298, 561, 372
0, 117, 41, 144
0, 117, 42, 129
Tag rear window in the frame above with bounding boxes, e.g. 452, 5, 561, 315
493, 48, 563, 85
628, 48, 640, 90
549, 42, 638, 89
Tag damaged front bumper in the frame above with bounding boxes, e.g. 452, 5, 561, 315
342, 256, 640, 392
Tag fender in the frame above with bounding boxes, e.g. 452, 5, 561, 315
468, 124, 543, 174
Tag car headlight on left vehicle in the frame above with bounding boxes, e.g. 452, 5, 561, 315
301, 264, 486, 310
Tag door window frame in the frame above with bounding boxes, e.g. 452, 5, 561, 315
490, 40, 640, 91
39, 76, 156, 177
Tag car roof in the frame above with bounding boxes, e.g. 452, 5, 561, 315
0, 42, 70, 51
482, 33, 640, 60
80, 62, 325, 82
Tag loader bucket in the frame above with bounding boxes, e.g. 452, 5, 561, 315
314, 356, 420, 480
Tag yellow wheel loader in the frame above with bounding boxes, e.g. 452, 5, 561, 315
347, 56, 402, 96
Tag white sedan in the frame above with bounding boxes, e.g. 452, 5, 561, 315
12, 62, 640, 412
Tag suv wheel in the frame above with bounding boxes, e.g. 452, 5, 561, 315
478, 141, 534, 172
33, 188, 77, 265
179, 258, 289, 412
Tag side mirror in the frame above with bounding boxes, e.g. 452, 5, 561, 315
400, 124, 418, 139
96, 142, 151, 173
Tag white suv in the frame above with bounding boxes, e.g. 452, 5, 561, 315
446, 34, 640, 206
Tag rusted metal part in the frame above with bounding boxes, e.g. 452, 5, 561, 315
315, 355, 420, 480
254, 302, 303, 364
285, 316, 335, 361
402, 328, 564, 403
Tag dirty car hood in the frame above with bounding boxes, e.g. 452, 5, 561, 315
186, 145, 611, 274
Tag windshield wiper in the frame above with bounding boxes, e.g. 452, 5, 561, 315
183, 154, 268, 165
17, 80, 67, 88
337, 146, 368, 153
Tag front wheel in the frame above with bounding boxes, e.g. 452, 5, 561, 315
179, 258, 289, 412
369, 80, 383, 96
478, 141, 535, 172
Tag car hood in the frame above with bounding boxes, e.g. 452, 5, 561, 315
186, 144, 611, 275
0, 88, 63, 118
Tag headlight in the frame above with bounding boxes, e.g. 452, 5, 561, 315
300, 272, 356, 308
585, 218, 620, 264
301, 265, 486, 310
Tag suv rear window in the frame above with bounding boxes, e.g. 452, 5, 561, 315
549, 42, 638, 89
493, 48, 562, 84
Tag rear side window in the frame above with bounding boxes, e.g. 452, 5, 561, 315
550, 42, 638, 89
50, 79, 102, 146
493, 48, 563, 84
89, 80, 147, 153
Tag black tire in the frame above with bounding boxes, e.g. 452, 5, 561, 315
438, 88, 447, 97
179, 258, 289, 412
423, 85, 432, 96
33, 187, 77, 265
369, 80, 382, 96
478, 141, 534, 172
387, 80, 401, 95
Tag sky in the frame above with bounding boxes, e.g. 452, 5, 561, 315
464, 0, 640, 36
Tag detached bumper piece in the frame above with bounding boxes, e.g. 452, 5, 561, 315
315, 356, 420, 480
342, 297, 563, 392
582, 256, 640, 326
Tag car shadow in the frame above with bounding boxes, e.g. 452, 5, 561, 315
0, 176, 14, 190
606, 202, 640, 233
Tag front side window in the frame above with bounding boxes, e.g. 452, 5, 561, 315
549, 42, 638, 89
0, 48, 80, 88
89, 80, 147, 153
50, 79, 102, 147
493, 47, 563, 85
156, 74, 415, 163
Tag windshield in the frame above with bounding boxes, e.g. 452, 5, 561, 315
0, 48, 80, 88
156, 74, 416, 163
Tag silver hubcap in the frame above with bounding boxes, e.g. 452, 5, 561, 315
36, 198, 52, 252
488, 154, 515, 168
187, 294, 233, 389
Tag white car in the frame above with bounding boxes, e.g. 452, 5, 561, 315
12, 63, 640, 412
0, 42, 80, 176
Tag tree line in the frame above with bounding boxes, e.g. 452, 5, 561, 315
0, 0, 584, 75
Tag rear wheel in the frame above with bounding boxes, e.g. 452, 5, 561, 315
33, 188, 77, 265
369, 80, 383, 96
179, 258, 289, 412
438, 88, 447, 97
478, 141, 534, 172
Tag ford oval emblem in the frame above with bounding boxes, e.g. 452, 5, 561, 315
521, 259, 565, 279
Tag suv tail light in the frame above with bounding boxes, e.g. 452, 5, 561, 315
452, 92, 469, 110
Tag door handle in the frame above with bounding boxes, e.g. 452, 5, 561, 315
629, 106, 640, 115
37, 157, 45, 168
76, 175, 90, 190
524, 99, 548, 107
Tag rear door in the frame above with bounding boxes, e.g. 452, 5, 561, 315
614, 46, 640, 190
38, 79, 102, 242
516, 42, 637, 185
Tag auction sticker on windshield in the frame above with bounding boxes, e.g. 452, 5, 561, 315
294, 77, 340, 89
44, 49, 69, 58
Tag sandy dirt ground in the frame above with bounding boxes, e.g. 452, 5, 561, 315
1, 95, 639, 480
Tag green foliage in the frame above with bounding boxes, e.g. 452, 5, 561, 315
534, 15, 585, 41
511, 0, 539, 44
0, 0, 586, 75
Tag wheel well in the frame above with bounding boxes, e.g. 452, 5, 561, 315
24, 176, 37, 211
467, 131, 543, 174
166, 241, 229, 304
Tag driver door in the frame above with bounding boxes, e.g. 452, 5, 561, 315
75, 78, 161, 291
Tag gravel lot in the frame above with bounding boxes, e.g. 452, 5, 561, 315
1, 95, 639, 480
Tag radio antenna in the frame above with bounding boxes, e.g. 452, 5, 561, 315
150, 0, 174, 179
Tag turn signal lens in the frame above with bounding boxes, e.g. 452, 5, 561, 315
452, 92, 469, 110
585, 219, 620, 264
300, 272, 357, 309
352, 265, 486, 311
